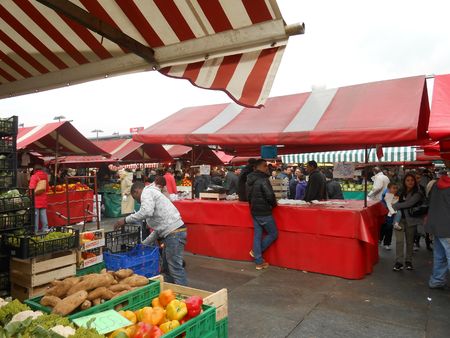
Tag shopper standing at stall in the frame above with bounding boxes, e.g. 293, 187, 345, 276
164, 168, 178, 195
29, 164, 49, 234
304, 161, 327, 202
247, 159, 278, 270
425, 161, 450, 289
238, 158, 256, 201
325, 171, 344, 199
224, 167, 240, 195
115, 181, 187, 285
368, 167, 390, 201
392, 174, 424, 271
120, 169, 134, 215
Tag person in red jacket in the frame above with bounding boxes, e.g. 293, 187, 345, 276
164, 168, 177, 195
29, 165, 49, 233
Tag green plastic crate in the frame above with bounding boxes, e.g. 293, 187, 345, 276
215, 317, 228, 338
76, 262, 106, 276
25, 279, 160, 320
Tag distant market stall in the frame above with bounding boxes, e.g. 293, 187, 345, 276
134, 75, 431, 279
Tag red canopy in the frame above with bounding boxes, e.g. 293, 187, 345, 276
54, 138, 172, 166
0, 0, 301, 107
166, 145, 230, 166
134, 76, 430, 156
18, 121, 108, 156
429, 74, 450, 141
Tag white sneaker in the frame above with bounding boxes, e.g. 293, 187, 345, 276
384, 245, 391, 251
394, 224, 402, 231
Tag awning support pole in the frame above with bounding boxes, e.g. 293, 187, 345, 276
364, 146, 368, 208
191, 147, 195, 199
53, 131, 59, 191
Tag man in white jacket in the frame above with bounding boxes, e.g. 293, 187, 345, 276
115, 182, 187, 285
368, 167, 390, 201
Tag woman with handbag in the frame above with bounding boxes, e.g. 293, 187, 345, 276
392, 173, 425, 271
29, 165, 49, 234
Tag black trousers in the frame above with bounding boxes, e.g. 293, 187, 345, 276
380, 217, 394, 246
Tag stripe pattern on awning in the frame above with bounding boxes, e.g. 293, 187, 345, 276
0, 0, 294, 107
281, 147, 417, 164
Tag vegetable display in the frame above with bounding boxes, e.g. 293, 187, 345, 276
47, 183, 91, 195
108, 289, 203, 338
39, 270, 149, 316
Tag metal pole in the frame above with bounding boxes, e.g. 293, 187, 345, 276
364, 146, 368, 208
54, 131, 59, 190
94, 172, 100, 230
191, 147, 195, 199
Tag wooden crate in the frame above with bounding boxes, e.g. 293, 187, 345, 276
150, 275, 228, 321
10, 282, 50, 302
10, 250, 76, 290
199, 192, 227, 200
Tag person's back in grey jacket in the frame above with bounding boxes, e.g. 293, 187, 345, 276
327, 180, 344, 199
425, 174, 450, 238
304, 170, 327, 202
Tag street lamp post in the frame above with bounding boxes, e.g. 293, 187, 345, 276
91, 129, 104, 141
53, 115, 66, 122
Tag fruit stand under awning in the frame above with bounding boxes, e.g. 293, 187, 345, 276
281, 146, 417, 164
17, 121, 108, 156
0, 0, 303, 107
134, 76, 430, 155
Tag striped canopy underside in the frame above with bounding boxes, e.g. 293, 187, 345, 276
281, 147, 417, 164
0, 0, 290, 107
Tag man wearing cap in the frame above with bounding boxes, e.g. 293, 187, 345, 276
115, 181, 187, 285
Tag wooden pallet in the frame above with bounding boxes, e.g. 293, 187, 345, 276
150, 275, 228, 322
10, 282, 50, 302
10, 250, 76, 293
199, 192, 227, 200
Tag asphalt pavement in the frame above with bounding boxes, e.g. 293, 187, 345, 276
94, 218, 450, 338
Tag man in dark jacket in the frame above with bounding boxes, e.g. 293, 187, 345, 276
247, 159, 278, 270
238, 158, 256, 201
304, 161, 327, 202
425, 160, 450, 289
325, 171, 344, 199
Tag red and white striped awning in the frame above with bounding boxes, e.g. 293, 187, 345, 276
54, 137, 173, 166
0, 0, 302, 107
134, 76, 431, 155
17, 121, 108, 156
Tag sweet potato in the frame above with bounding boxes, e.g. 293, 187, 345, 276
87, 287, 115, 301
46, 277, 79, 298
109, 284, 131, 293
52, 291, 88, 316
92, 298, 101, 306
81, 300, 92, 310
120, 275, 149, 287
111, 290, 129, 299
67, 274, 113, 295
40, 295, 61, 308
114, 269, 134, 280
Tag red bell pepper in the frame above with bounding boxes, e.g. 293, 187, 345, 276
184, 296, 203, 319
133, 322, 153, 338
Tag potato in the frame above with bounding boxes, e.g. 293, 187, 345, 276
46, 278, 79, 298
87, 287, 115, 301
120, 275, 149, 287
40, 295, 61, 308
52, 291, 88, 316
114, 269, 134, 280
67, 274, 113, 295
81, 300, 92, 310
109, 284, 131, 293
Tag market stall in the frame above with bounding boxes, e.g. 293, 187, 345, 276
134, 75, 431, 279
174, 200, 385, 279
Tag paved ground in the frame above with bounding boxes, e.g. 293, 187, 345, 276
92, 218, 450, 338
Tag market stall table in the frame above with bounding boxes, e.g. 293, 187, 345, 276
173, 200, 386, 279
47, 190, 94, 227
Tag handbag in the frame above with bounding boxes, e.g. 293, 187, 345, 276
35, 179, 47, 195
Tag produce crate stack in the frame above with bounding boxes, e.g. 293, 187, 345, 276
270, 178, 289, 199
104, 224, 141, 253
0, 116, 34, 297
77, 229, 105, 273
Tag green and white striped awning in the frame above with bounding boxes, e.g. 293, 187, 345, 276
281, 147, 416, 164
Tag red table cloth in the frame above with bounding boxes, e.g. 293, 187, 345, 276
47, 190, 94, 227
173, 200, 386, 279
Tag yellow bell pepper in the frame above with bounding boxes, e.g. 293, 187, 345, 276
166, 300, 188, 321
118, 310, 137, 324
138, 306, 166, 326
160, 320, 180, 333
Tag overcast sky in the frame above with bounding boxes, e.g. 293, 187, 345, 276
1, 0, 449, 136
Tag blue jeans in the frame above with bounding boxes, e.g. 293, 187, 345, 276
429, 237, 450, 288
393, 210, 402, 224
35, 208, 48, 233
161, 230, 187, 285
252, 215, 278, 264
